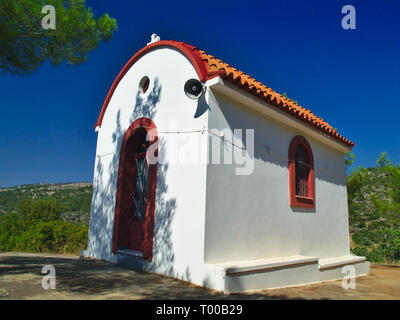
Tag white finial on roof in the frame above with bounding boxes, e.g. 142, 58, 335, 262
147, 33, 160, 45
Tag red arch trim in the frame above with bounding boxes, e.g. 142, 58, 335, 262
95, 40, 209, 128
112, 117, 158, 260
288, 135, 315, 209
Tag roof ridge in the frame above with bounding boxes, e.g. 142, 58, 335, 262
197, 46, 353, 147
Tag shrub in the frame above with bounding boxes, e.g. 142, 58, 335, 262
367, 248, 384, 263
351, 246, 367, 257
379, 227, 400, 262
0, 199, 88, 255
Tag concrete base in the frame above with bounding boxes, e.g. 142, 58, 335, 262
318, 256, 370, 283
90, 250, 370, 293
205, 255, 370, 293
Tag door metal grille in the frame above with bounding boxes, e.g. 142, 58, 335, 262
132, 155, 149, 220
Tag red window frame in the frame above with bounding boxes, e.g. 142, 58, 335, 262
288, 135, 315, 209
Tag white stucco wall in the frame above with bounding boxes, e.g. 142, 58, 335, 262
86, 47, 209, 284
204, 90, 351, 264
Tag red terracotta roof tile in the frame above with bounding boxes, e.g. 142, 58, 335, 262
181, 42, 354, 147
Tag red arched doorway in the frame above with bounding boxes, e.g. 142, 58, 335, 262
112, 118, 158, 261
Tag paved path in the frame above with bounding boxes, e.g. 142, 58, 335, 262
0, 252, 399, 300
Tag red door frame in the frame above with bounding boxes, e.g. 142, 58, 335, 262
112, 117, 158, 260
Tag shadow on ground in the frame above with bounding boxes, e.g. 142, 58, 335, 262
0, 253, 301, 300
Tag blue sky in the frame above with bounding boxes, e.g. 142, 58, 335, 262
0, 0, 399, 187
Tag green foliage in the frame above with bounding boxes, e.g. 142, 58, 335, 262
371, 194, 400, 226
376, 152, 392, 169
351, 246, 368, 257
0, 198, 88, 254
348, 152, 400, 263
0, 0, 117, 75
366, 248, 385, 263
16, 199, 62, 224
346, 165, 369, 200
379, 227, 400, 261
345, 151, 355, 169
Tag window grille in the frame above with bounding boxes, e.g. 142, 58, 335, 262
132, 143, 149, 220
295, 144, 310, 197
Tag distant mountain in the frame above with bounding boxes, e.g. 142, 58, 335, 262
0, 183, 92, 224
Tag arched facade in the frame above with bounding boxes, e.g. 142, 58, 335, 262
95, 40, 210, 128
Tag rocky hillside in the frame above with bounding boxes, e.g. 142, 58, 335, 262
0, 183, 92, 224
347, 154, 400, 263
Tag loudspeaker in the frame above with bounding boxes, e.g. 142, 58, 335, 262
184, 79, 204, 99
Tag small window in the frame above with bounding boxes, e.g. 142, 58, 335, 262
139, 76, 150, 94
288, 136, 315, 208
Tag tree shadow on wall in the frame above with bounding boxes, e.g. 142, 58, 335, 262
130, 77, 162, 122
144, 137, 185, 281
88, 76, 191, 282
87, 78, 163, 260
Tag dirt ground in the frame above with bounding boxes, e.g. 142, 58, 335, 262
0, 252, 399, 300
